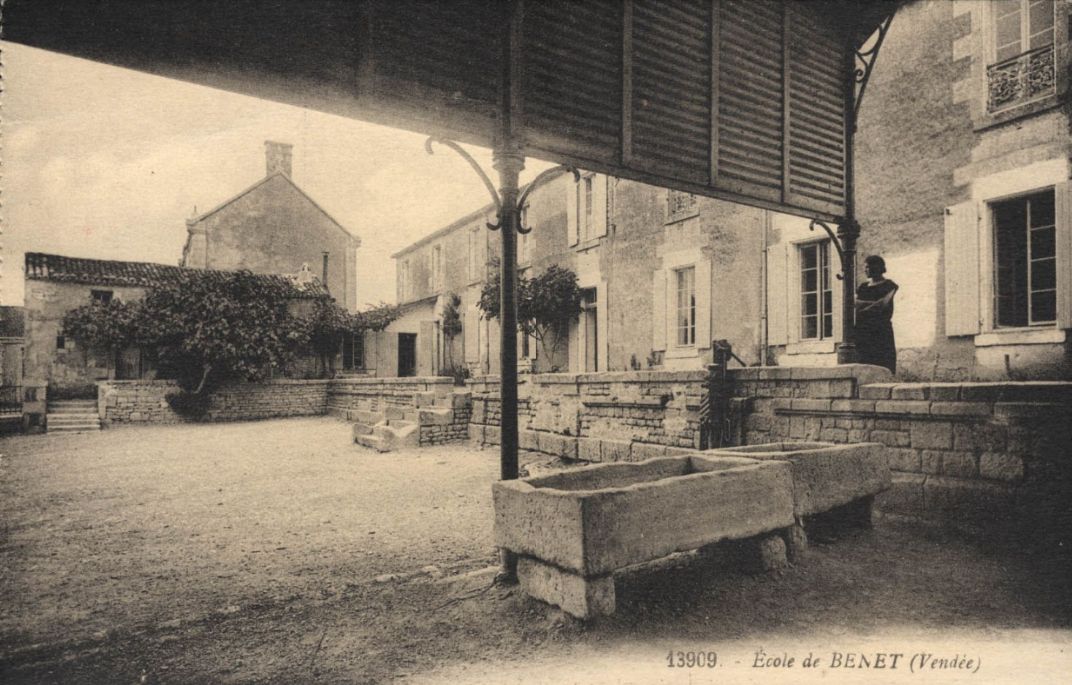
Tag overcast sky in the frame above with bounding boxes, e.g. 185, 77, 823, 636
2, 42, 553, 307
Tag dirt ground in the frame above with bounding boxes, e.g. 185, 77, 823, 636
2, 418, 1070, 684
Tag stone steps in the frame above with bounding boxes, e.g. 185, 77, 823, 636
47, 400, 101, 432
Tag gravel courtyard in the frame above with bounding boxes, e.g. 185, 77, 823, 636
0, 418, 500, 650
2, 418, 1070, 684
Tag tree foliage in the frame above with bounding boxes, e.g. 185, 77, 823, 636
62, 299, 141, 352
477, 264, 583, 370
301, 300, 402, 377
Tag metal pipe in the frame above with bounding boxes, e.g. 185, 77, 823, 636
837, 36, 860, 364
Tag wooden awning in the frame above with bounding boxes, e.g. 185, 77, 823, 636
6, 0, 898, 221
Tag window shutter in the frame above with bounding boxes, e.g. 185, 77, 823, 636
943, 201, 981, 336
652, 269, 666, 351
464, 302, 479, 363
767, 242, 788, 345
596, 282, 609, 371
593, 175, 609, 237
695, 258, 712, 348
566, 177, 579, 246
1056, 181, 1072, 329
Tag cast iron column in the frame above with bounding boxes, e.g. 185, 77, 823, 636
495, 147, 524, 486
837, 34, 860, 364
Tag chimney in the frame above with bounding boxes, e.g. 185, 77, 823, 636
322, 252, 330, 287
265, 140, 293, 177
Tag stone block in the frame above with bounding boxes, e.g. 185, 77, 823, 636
921, 450, 943, 475
541, 433, 578, 460
911, 422, 953, 450
994, 402, 1070, 423
484, 426, 501, 446
929, 401, 992, 418
958, 384, 1006, 402
979, 452, 1024, 482
875, 400, 931, 415
601, 440, 631, 463
953, 423, 1006, 453
629, 442, 667, 461
413, 391, 436, 408
860, 384, 896, 400
519, 429, 540, 453
940, 451, 977, 478
517, 556, 615, 620
577, 438, 602, 462
791, 398, 832, 413
891, 384, 928, 400
885, 447, 921, 473
830, 399, 877, 414
870, 430, 910, 447
927, 384, 963, 401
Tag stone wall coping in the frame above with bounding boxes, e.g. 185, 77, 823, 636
100, 379, 332, 387
859, 380, 1072, 402
468, 370, 708, 386
330, 376, 453, 386
731, 364, 893, 383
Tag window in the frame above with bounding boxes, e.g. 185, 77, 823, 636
992, 189, 1056, 327
581, 288, 598, 371
431, 245, 443, 291
674, 266, 696, 346
91, 289, 113, 305
799, 241, 834, 340
583, 177, 593, 240
56, 334, 66, 351
468, 229, 483, 281
399, 259, 410, 301
342, 331, 364, 370
988, 0, 1056, 112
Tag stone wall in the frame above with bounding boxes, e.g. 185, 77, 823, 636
732, 366, 1072, 542
467, 370, 707, 461
99, 379, 330, 425
327, 376, 455, 416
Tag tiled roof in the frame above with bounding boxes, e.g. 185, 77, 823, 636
24, 252, 330, 299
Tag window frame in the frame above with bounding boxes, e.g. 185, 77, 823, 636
90, 289, 114, 306
673, 265, 697, 347
798, 240, 835, 341
990, 187, 1057, 328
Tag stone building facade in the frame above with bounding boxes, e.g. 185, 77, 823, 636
23, 252, 327, 395
766, 0, 1071, 380
181, 141, 362, 313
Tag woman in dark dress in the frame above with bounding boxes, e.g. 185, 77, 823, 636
855, 255, 898, 373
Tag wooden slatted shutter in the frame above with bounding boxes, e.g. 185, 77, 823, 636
652, 269, 667, 351
695, 258, 712, 348
1056, 181, 1072, 329
767, 242, 789, 346
715, 0, 784, 202
630, 0, 711, 183
566, 176, 579, 247
593, 175, 609, 238
943, 201, 981, 336
464, 300, 480, 363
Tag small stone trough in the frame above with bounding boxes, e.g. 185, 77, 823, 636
493, 442, 890, 618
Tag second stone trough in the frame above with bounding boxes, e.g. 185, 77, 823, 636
493, 441, 889, 618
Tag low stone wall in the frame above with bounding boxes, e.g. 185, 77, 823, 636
327, 376, 455, 417
467, 370, 707, 461
420, 393, 472, 446
732, 366, 1072, 541
99, 379, 330, 425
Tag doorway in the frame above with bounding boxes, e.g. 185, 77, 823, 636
398, 333, 417, 377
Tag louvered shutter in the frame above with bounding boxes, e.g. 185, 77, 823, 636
597, 282, 609, 371
1056, 181, 1072, 329
652, 269, 667, 351
767, 242, 789, 346
464, 301, 480, 363
715, 0, 784, 202
593, 176, 609, 238
566, 177, 579, 247
695, 258, 712, 348
943, 201, 981, 336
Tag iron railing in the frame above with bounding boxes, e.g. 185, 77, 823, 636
987, 44, 1056, 113
0, 386, 21, 414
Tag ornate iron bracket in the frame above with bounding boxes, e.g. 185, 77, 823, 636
808, 218, 846, 281
425, 137, 503, 230
853, 12, 894, 124
515, 165, 580, 234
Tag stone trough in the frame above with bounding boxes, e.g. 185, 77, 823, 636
494, 442, 890, 618
493, 454, 797, 618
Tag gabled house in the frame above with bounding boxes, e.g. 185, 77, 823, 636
181, 141, 362, 313
23, 252, 329, 396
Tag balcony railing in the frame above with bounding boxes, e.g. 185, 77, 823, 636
0, 386, 21, 415
987, 44, 1056, 113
